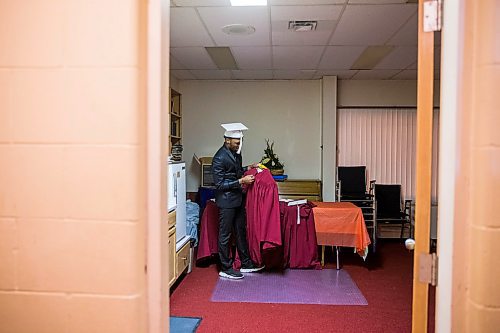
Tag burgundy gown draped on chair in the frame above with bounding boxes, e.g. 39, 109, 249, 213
243, 168, 282, 266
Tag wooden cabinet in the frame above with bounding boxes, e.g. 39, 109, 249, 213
168, 226, 176, 287
170, 88, 181, 153
276, 180, 322, 201
167, 210, 176, 230
176, 241, 190, 277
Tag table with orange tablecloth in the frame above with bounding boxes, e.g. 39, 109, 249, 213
311, 201, 371, 265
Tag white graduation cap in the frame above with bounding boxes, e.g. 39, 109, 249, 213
221, 122, 248, 139
221, 122, 248, 154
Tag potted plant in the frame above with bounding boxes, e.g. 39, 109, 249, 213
260, 139, 284, 175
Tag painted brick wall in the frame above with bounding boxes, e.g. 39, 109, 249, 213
0, 1, 147, 332
454, 0, 500, 331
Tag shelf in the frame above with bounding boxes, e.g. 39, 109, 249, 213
169, 88, 182, 154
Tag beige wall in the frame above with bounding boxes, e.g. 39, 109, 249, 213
180, 80, 322, 192
0, 1, 148, 332
453, 0, 500, 331
338, 79, 440, 107
176, 78, 433, 193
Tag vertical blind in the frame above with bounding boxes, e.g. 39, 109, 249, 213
337, 108, 439, 201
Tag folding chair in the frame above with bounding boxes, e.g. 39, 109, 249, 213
336, 166, 377, 251
374, 184, 412, 239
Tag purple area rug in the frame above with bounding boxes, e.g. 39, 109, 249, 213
211, 269, 367, 305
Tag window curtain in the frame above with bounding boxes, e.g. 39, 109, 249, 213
337, 108, 439, 201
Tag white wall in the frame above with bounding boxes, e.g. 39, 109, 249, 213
174, 78, 435, 193
180, 80, 322, 192
169, 74, 180, 92
338, 79, 440, 107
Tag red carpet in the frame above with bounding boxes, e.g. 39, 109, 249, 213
170, 241, 434, 333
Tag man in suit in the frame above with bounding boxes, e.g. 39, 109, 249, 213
212, 123, 265, 279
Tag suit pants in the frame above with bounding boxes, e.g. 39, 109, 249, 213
218, 205, 252, 271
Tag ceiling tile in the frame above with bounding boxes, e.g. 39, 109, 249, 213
170, 55, 186, 69
270, 5, 343, 21
387, 13, 417, 46
273, 46, 324, 69
271, 0, 346, 4
273, 69, 316, 79
190, 70, 232, 79
197, 7, 270, 46
170, 47, 217, 69
232, 70, 274, 80
170, 70, 197, 79
352, 69, 400, 79
407, 61, 417, 69
170, 8, 215, 47
392, 69, 417, 80
272, 20, 336, 46
348, 0, 407, 3
314, 69, 358, 79
329, 4, 417, 45
172, 0, 231, 6
375, 46, 417, 69
318, 46, 365, 69
231, 46, 272, 69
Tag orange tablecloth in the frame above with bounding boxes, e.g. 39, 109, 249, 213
312, 201, 371, 256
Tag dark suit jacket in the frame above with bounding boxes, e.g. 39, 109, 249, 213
212, 145, 246, 209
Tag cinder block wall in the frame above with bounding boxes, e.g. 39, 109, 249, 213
454, 0, 500, 331
0, 1, 148, 332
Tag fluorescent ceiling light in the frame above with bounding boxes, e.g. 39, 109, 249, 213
230, 0, 267, 6
206, 47, 239, 70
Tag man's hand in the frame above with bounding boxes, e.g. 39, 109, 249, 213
240, 175, 255, 185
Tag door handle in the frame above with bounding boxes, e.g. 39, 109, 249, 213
405, 238, 415, 250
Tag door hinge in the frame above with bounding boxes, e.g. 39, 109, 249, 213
419, 253, 438, 286
423, 0, 443, 32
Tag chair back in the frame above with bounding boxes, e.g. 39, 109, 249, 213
338, 166, 366, 195
375, 184, 402, 218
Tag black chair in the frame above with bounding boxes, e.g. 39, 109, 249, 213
336, 166, 375, 201
374, 184, 412, 239
336, 166, 377, 251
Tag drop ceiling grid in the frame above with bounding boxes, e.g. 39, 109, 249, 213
392, 69, 417, 80
270, 4, 343, 21
273, 46, 325, 69
190, 69, 232, 79
313, 69, 358, 79
328, 4, 417, 45
170, 7, 215, 47
170, 55, 186, 70
273, 69, 317, 80
169, 1, 440, 80
271, 20, 337, 46
375, 46, 418, 70
270, 0, 347, 5
318, 46, 366, 69
170, 47, 218, 69
196, 6, 271, 46
231, 69, 274, 80
387, 12, 418, 46
231, 46, 272, 69
352, 69, 400, 80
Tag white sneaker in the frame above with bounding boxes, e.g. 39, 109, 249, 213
240, 265, 265, 273
219, 269, 244, 280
